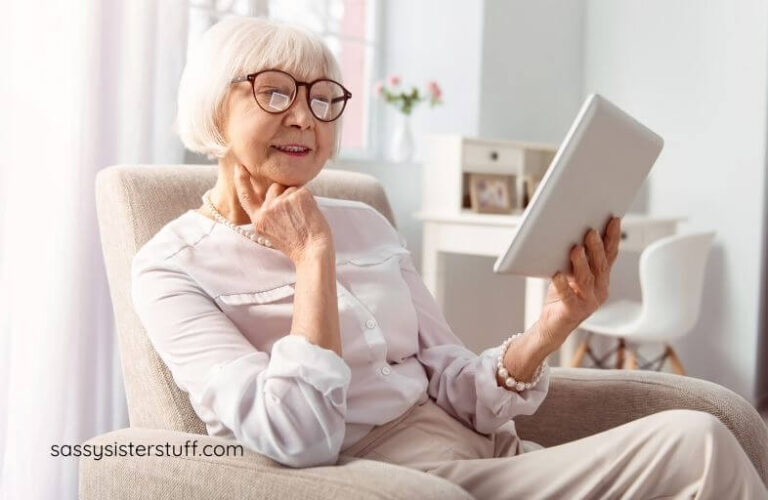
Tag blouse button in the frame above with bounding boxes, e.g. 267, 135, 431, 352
365, 319, 377, 329
380, 366, 391, 376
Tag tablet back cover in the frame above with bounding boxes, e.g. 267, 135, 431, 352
493, 94, 663, 277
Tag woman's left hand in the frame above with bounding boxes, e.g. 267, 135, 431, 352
535, 216, 622, 350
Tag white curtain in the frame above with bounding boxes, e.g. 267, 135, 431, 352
0, 1, 189, 498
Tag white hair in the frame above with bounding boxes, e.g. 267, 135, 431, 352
174, 16, 344, 160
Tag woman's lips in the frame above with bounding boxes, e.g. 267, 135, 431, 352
271, 145, 311, 157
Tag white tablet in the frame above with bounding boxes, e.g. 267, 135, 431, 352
493, 94, 663, 278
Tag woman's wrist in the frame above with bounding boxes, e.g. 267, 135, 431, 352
496, 322, 554, 388
291, 241, 342, 358
530, 319, 567, 356
294, 241, 335, 269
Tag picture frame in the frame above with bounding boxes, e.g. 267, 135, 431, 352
468, 173, 517, 214
522, 175, 543, 210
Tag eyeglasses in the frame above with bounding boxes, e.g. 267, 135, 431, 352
231, 69, 352, 122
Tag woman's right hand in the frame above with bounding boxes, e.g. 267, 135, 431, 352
233, 163, 334, 264
535, 216, 621, 349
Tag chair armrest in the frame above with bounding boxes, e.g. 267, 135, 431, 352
79, 427, 473, 500
514, 367, 768, 486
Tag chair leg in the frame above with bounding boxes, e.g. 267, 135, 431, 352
569, 332, 592, 368
665, 344, 686, 375
615, 338, 625, 369
624, 347, 637, 370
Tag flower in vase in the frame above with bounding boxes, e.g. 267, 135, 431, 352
426, 81, 443, 104
373, 77, 444, 116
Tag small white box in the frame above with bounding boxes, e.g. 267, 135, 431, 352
422, 134, 558, 215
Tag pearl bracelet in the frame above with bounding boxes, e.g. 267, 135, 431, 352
496, 332, 548, 392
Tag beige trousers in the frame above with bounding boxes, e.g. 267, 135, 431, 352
339, 397, 768, 500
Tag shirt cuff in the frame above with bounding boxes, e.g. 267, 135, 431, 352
264, 334, 352, 398
475, 344, 551, 420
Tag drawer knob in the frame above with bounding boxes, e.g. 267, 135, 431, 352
489, 150, 498, 161
620, 231, 628, 240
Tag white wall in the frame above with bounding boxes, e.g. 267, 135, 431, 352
583, 0, 768, 402
383, 0, 485, 159
382, 0, 586, 148
478, 0, 585, 144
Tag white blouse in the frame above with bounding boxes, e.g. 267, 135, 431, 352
131, 194, 550, 468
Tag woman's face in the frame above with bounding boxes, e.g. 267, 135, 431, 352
220, 67, 336, 188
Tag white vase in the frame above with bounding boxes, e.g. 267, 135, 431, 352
390, 113, 414, 163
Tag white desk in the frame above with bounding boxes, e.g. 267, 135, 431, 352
414, 210, 685, 366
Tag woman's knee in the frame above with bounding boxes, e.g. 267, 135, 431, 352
655, 409, 733, 444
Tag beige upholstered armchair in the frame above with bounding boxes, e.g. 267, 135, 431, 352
82, 164, 768, 499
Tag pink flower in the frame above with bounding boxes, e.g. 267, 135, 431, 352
426, 81, 442, 100
387, 74, 401, 87
373, 81, 384, 95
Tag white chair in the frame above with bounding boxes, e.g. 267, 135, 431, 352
569, 231, 716, 374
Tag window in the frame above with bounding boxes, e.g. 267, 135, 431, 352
187, 0, 383, 159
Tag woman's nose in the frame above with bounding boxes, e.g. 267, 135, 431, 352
284, 86, 314, 129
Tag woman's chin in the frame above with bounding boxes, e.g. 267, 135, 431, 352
258, 154, 325, 186
271, 170, 315, 187
269, 153, 313, 170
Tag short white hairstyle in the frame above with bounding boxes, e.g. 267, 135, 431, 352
174, 16, 345, 160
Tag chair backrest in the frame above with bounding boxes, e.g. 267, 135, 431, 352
94, 164, 397, 433
637, 231, 716, 340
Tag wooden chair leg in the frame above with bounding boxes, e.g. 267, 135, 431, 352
665, 344, 686, 375
624, 346, 637, 370
569, 332, 592, 368
615, 338, 625, 369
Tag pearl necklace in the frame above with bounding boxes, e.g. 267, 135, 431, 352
202, 189, 273, 248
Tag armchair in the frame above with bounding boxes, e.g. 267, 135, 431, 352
82, 164, 768, 499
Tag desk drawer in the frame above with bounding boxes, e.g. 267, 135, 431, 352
463, 142, 523, 174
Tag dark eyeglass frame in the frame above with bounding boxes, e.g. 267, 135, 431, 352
231, 69, 352, 123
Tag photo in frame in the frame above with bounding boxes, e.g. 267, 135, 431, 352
468, 173, 517, 214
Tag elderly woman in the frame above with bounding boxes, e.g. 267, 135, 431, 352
132, 16, 767, 499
